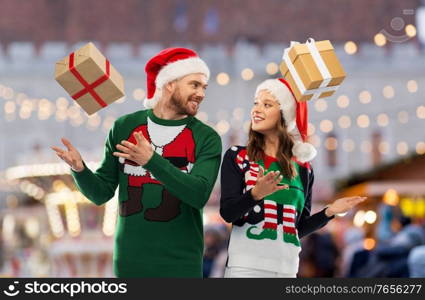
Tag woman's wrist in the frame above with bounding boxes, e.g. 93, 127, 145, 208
324, 206, 335, 217
251, 187, 262, 201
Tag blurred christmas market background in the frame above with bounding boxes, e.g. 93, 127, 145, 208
1, 0, 425, 277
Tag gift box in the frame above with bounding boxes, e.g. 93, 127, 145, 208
280, 38, 345, 102
55, 42, 125, 115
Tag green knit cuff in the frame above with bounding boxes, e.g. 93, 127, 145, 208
143, 151, 163, 173
70, 161, 92, 179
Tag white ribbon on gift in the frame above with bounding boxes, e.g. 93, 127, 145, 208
282, 38, 339, 101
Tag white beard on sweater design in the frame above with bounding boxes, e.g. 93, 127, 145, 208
119, 118, 187, 178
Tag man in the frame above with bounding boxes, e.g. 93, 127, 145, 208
52, 48, 222, 277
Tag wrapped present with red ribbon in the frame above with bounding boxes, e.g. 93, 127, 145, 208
55, 42, 125, 115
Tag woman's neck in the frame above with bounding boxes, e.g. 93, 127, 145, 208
263, 132, 279, 158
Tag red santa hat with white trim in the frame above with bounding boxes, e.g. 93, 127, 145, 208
144, 47, 210, 109
255, 78, 317, 163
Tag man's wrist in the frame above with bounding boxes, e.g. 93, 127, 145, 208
142, 149, 155, 166
71, 162, 85, 172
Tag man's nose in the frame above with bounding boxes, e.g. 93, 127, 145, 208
196, 88, 205, 98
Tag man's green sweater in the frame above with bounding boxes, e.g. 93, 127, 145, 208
71, 109, 222, 277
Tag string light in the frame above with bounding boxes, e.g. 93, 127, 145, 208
353, 210, 365, 227
307, 123, 316, 136
376, 113, 389, 127
407, 80, 418, 93
314, 99, 327, 112
416, 106, 425, 119
4, 101, 16, 114
344, 41, 357, 55
308, 135, 321, 148
319, 120, 333, 133
215, 120, 230, 136
405, 24, 417, 37
397, 142, 408, 155
357, 114, 370, 128
382, 85, 395, 99
338, 115, 351, 129
243, 120, 251, 133
383, 189, 399, 206
232, 107, 244, 121
86, 113, 101, 131
56, 97, 69, 110
45, 201, 65, 238
358, 90, 372, 104
196, 111, 208, 122
132, 88, 146, 101
336, 95, 350, 108
343, 139, 355, 152
216, 72, 230, 86
364, 210, 377, 224
364, 238, 376, 250
374, 33, 386, 47
266, 62, 279, 75
116, 96, 126, 104
416, 142, 425, 155
241, 68, 254, 81
325, 137, 338, 150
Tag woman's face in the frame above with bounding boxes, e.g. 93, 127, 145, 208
251, 89, 282, 134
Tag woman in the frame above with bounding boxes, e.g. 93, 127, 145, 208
220, 78, 366, 278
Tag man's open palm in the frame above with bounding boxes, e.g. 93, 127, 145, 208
51, 138, 84, 172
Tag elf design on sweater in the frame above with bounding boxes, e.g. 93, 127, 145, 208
220, 146, 333, 274
233, 148, 305, 247
71, 109, 222, 277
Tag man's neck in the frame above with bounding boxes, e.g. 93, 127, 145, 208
152, 99, 188, 120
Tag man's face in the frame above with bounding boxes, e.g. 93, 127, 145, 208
169, 73, 208, 116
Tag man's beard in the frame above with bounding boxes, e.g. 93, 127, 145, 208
169, 88, 198, 116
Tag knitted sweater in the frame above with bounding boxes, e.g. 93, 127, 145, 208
71, 109, 222, 277
220, 146, 333, 274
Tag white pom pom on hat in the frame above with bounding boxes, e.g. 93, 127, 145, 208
255, 78, 317, 163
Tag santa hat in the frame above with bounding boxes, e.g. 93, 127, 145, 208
144, 47, 210, 109
255, 78, 317, 163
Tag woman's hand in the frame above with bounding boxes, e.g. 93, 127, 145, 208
325, 196, 367, 217
113, 132, 154, 166
251, 167, 288, 201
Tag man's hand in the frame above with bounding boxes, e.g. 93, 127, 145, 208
113, 132, 154, 166
325, 196, 367, 217
251, 167, 289, 201
51, 138, 85, 172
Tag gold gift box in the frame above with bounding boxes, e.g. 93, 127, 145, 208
55, 42, 125, 115
280, 40, 346, 102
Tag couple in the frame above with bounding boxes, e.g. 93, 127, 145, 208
52, 47, 365, 278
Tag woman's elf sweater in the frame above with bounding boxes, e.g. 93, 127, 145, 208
71, 109, 222, 277
220, 146, 333, 274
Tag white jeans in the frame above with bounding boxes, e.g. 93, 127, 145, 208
224, 266, 296, 278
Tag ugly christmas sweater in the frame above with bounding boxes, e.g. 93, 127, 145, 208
220, 146, 333, 275
71, 109, 222, 277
